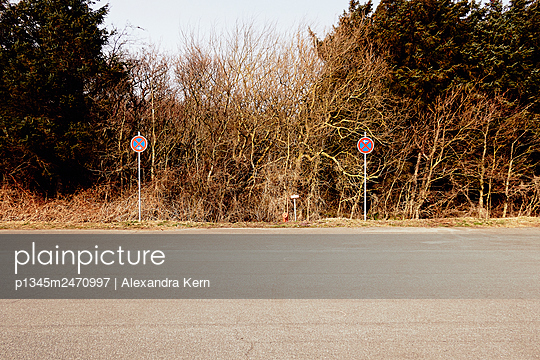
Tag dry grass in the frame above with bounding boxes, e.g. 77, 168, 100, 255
2, 184, 539, 230
0, 182, 200, 223
1, 184, 139, 223
1, 217, 540, 231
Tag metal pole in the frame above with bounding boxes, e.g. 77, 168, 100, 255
138, 152, 141, 222
294, 199, 297, 221
364, 131, 367, 221
138, 131, 141, 222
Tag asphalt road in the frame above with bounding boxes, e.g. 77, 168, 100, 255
1, 228, 539, 358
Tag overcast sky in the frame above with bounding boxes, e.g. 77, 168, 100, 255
95, 0, 373, 53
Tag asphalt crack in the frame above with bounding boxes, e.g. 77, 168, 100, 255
234, 328, 255, 359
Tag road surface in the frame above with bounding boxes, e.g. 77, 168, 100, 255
1, 227, 539, 358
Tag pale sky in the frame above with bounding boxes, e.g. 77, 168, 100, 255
95, 0, 374, 53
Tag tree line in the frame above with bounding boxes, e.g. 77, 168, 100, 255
1, 0, 539, 221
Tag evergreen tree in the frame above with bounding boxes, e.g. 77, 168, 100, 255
371, 0, 472, 105
465, 0, 540, 109
0, 0, 125, 194
333, 0, 540, 110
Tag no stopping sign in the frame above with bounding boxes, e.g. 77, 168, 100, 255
131, 135, 148, 153
357, 137, 374, 154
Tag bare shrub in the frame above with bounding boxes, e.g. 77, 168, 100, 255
3, 20, 539, 222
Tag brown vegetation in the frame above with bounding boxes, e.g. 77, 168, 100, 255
2, 20, 539, 223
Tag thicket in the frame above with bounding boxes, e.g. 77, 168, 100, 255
1, 0, 539, 221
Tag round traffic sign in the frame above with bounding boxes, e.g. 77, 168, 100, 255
130, 135, 148, 153
357, 137, 374, 154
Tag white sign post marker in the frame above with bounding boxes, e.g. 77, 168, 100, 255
130, 132, 148, 222
291, 194, 300, 221
357, 132, 374, 221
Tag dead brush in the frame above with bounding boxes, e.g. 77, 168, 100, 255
0, 184, 143, 222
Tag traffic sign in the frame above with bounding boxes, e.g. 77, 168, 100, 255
131, 135, 148, 153
357, 137, 374, 154
358, 133, 374, 221
131, 132, 147, 222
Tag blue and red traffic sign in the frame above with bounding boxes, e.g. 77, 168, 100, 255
130, 135, 148, 153
357, 136, 374, 154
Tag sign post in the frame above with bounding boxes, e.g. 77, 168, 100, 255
290, 194, 300, 221
130, 132, 148, 222
357, 132, 374, 221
